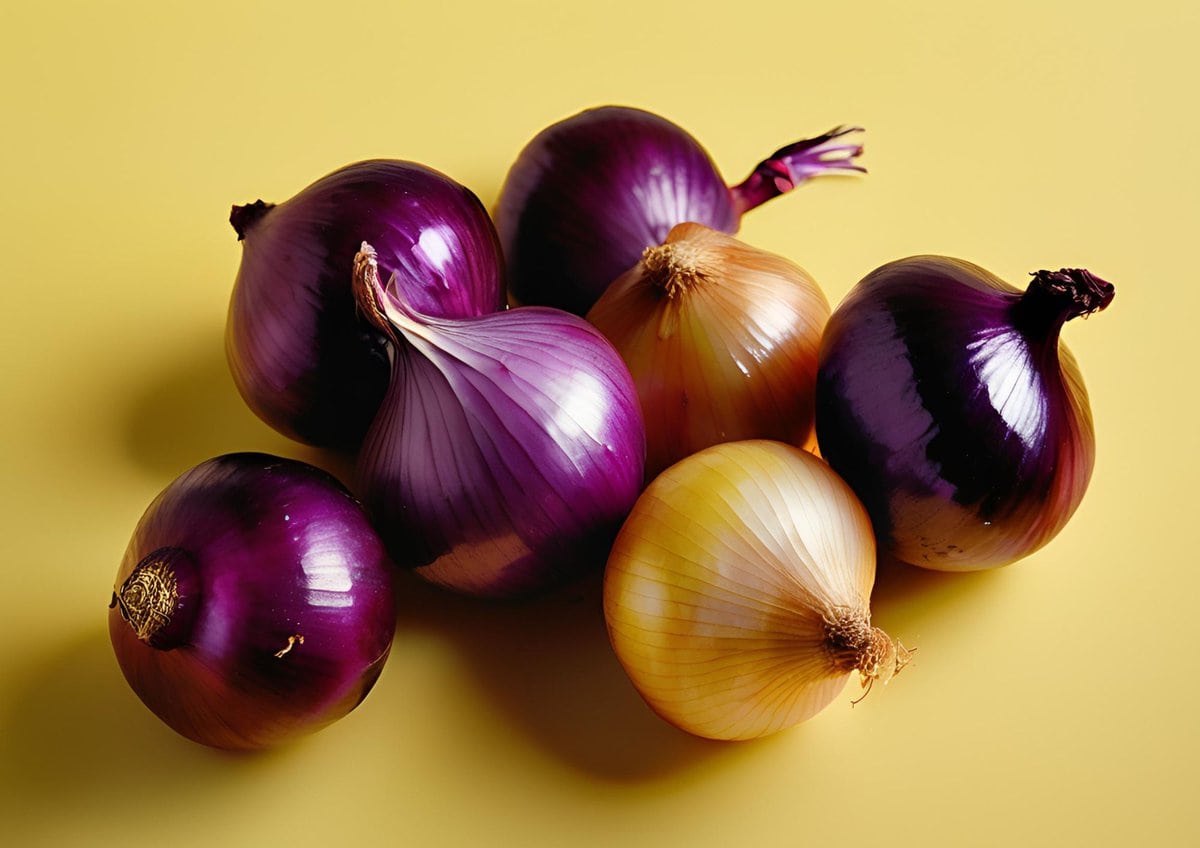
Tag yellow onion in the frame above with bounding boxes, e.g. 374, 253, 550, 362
603, 440, 908, 740
587, 223, 829, 480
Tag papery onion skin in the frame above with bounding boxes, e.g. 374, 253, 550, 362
108, 453, 395, 750
496, 105, 863, 315
353, 246, 645, 598
816, 256, 1114, 571
587, 222, 830, 479
227, 160, 506, 449
604, 440, 903, 741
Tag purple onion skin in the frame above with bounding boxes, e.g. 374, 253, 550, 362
108, 453, 395, 750
815, 256, 1114, 571
353, 249, 646, 598
228, 160, 506, 450
496, 106, 863, 315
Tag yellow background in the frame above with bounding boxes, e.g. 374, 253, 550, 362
2, 1, 1196, 845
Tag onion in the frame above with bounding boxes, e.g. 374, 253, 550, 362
227, 160, 505, 449
604, 440, 908, 741
108, 453, 395, 750
587, 222, 829, 479
495, 105, 863, 315
352, 243, 645, 598
816, 256, 1115, 571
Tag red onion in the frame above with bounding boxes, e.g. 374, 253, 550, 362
815, 256, 1115, 570
495, 105, 864, 315
228, 160, 505, 449
352, 243, 645, 597
108, 453, 395, 750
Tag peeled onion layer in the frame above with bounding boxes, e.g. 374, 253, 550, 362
816, 256, 1114, 571
496, 105, 864, 315
587, 222, 830, 479
227, 160, 505, 449
108, 454, 396, 750
604, 440, 905, 741
353, 246, 645, 598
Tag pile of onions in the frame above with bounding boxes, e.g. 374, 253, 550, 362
108, 453, 395, 750
496, 105, 864, 314
352, 244, 645, 597
227, 160, 505, 449
604, 440, 908, 740
816, 256, 1114, 570
104, 106, 1118, 751
588, 222, 829, 479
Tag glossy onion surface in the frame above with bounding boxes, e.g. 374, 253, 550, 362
816, 256, 1114, 571
354, 247, 645, 598
227, 160, 505, 449
108, 453, 395, 750
605, 440, 902, 741
496, 106, 862, 315
588, 222, 830, 479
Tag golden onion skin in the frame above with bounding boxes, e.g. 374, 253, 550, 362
604, 440, 900, 740
587, 223, 829, 481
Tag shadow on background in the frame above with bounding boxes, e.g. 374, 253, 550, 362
0, 626, 276, 827
870, 552, 1003, 645
120, 327, 356, 484
392, 568, 734, 782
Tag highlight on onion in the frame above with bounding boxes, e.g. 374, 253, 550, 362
495, 105, 864, 315
108, 453, 395, 750
587, 222, 830, 480
816, 256, 1115, 571
227, 160, 506, 449
352, 243, 645, 598
604, 440, 908, 741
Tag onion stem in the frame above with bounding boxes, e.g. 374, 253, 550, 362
352, 243, 427, 343
730, 126, 866, 216
1012, 267, 1116, 337
229, 199, 275, 241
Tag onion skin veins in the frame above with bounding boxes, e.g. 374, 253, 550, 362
353, 244, 646, 598
108, 453, 396, 750
816, 256, 1115, 571
587, 222, 830, 480
604, 440, 906, 740
496, 105, 863, 315
227, 160, 505, 449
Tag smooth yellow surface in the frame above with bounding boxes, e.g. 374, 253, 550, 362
1, 1, 1195, 845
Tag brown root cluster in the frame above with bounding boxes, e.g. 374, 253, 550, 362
822, 605, 913, 704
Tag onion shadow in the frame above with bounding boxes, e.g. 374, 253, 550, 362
119, 327, 356, 485
868, 553, 1005, 650
0, 626, 279, 839
391, 569, 735, 782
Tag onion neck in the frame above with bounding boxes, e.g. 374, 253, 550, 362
110, 547, 199, 650
640, 237, 720, 299
229, 200, 275, 241
1012, 268, 1115, 339
729, 126, 866, 216
352, 242, 422, 343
